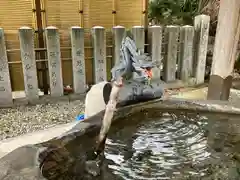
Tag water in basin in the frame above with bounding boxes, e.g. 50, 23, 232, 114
104, 110, 240, 180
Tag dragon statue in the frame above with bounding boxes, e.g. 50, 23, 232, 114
84, 36, 164, 159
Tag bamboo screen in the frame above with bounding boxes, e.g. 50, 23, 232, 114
0, 0, 145, 90
0, 0, 34, 91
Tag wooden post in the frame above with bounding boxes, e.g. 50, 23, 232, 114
149, 25, 162, 80
207, 0, 240, 100
0, 28, 12, 106
194, 15, 210, 84
163, 25, 179, 82
143, 0, 149, 53
91, 26, 107, 83
19, 27, 39, 103
70, 26, 86, 94
179, 25, 194, 81
45, 26, 63, 97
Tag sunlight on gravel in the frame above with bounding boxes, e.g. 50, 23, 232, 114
0, 100, 84, 140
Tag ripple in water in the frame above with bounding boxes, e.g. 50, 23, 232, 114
104, 112, 211, 179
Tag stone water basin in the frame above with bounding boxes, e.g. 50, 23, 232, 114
1, 99, 240, 180
41, 108, 240, 180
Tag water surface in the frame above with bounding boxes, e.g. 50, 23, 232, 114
104, 110, 240, 180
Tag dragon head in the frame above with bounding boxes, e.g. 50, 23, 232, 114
133, 60, 155, 82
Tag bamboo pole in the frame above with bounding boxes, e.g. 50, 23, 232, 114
41, 0, 46, 28
143, 0, 149, 53
31, 0, 37, 30
79, 0, 84, 27
35, 0, 48, 94
112, 0, 116, 26
95, 82, 122, 155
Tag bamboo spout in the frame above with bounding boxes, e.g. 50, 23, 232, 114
94, 82, 122, 156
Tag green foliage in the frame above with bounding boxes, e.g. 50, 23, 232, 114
148, 0, 200, 25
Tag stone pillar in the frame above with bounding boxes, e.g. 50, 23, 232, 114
112, 26, 126, 65
163, 25, 179, 82
132, 26, 145, 79
19, 27, 39, 103
91, 26, 107, 83
194, 15, 210, 84
132, 26, 145, 54
179, 25, 194, 81
149, 25, 162, 80
70, 26, 86, 94
0, 28, 12, 106
207, 1, 240, 100
45, 26, 63, 97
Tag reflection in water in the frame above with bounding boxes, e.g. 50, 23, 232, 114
104, 112, 240, 180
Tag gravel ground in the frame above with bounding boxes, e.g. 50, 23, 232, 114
0, 100, 84, 141
0, 87, 198, 141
